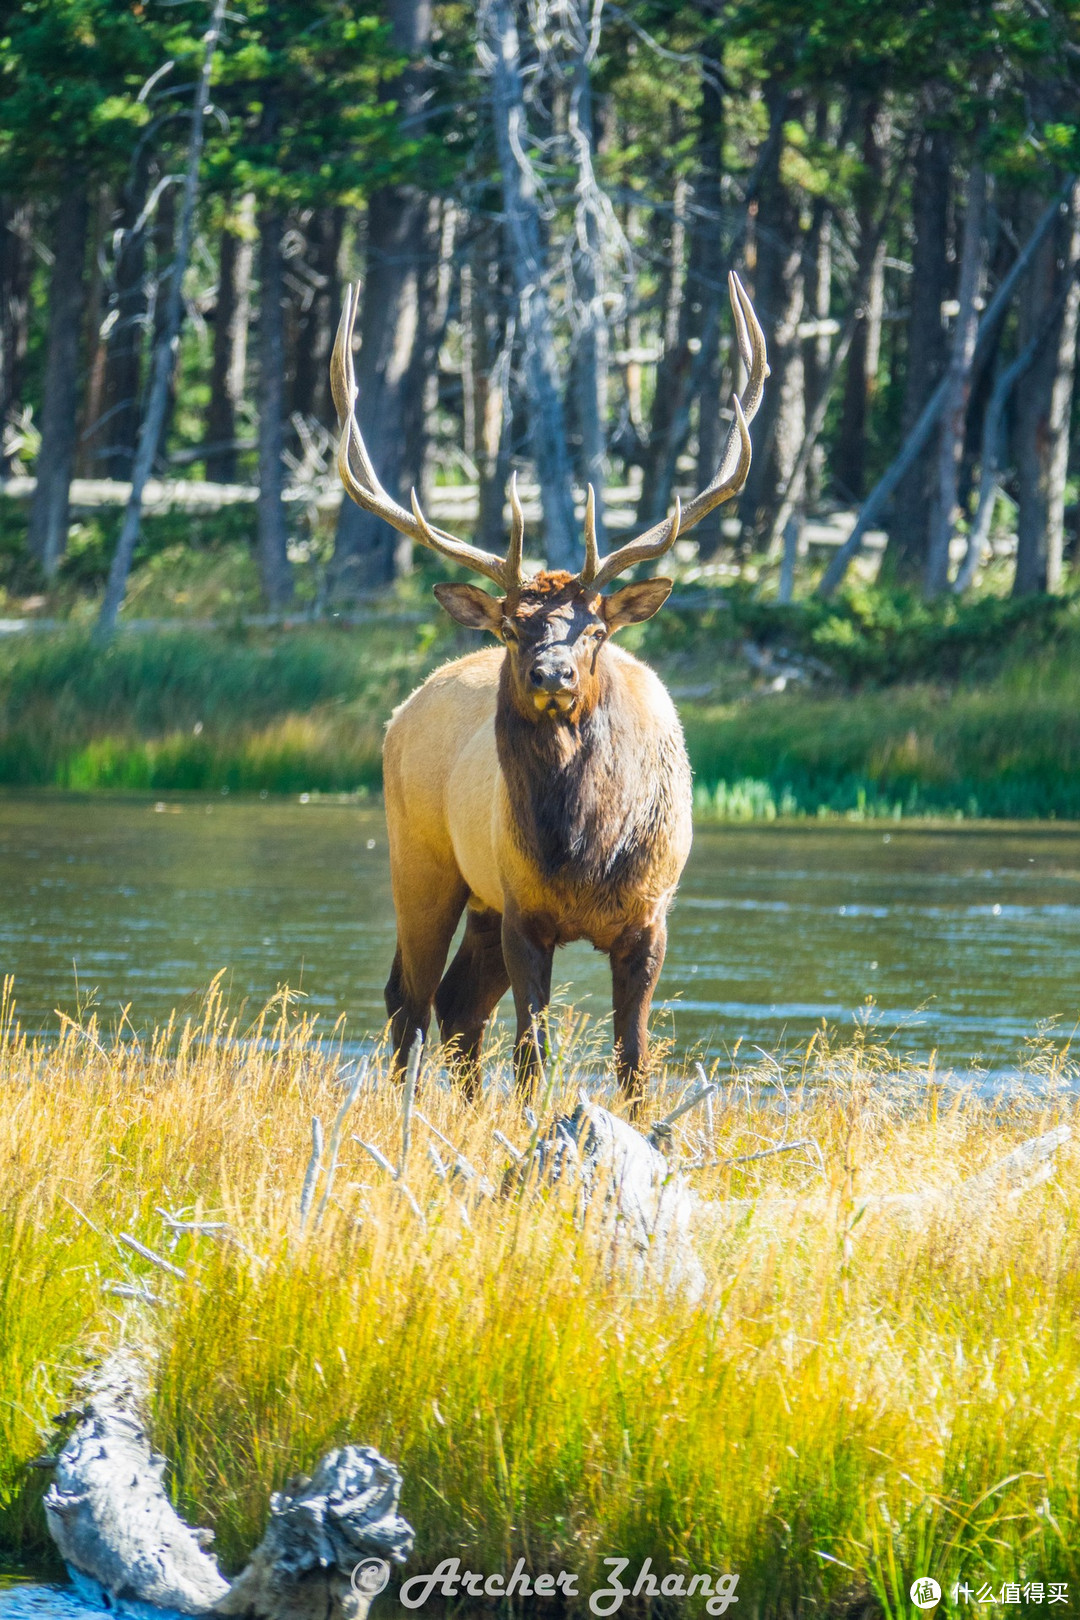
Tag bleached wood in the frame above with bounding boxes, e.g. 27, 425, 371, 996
43, 1353, 413, 1620
44, 1354, 230, 1616
528, 1103, 1071, 1300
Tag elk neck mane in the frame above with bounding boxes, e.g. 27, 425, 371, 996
494, 646, 682, 892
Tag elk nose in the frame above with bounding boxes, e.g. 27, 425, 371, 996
530, 660, 577, 693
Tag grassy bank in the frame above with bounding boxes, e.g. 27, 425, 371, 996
2, 983, 1079, 1614
1, 586, 1080, 815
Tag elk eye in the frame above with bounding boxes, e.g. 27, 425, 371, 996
501, 621, 519, 644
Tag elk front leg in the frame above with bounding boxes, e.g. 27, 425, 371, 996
610, 917, 667, 1109
502, 908, 555, 1101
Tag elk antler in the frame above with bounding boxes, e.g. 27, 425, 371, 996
580, 271, 768, 591
331, 282, 525, 592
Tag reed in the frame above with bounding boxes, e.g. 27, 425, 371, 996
1, 979, 1078, 1614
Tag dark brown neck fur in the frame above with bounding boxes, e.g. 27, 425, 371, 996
495, 651, 678, 892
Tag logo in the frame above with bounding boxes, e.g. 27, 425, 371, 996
350, 1558, 391, 1599
910, 1577, 942, 1609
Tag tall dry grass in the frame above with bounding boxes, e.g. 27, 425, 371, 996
1, 977, 1078, 1614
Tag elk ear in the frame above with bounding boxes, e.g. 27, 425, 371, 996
601, 577, 673, 631
433, 582, 504, 633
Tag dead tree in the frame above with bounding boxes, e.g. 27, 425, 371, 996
44, 1351, 413, 1620
480, 0, 578, 570
567, 0, 611, 553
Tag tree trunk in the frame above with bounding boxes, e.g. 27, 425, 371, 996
1013, 180, 1080, 595
925, 161, 987, 595
885, 128, 951, 580
0, 197, 33, 474
99, 161, 150, 480
206, 197, 255, 482
954, 317, 1048, 593
481, 0, 578, 571
467, 228, 516, 553
834, 101, 886, 500
411, 195, 448, 503
331, 0, 437, 594
256, 206, 293, 607
290, 205, 343, 432
639, 71, 728, 556
149, 180, 178, 470
635, 173, 688, 529
692, 75, 730, 562
27, 182, 91, 578
737, 85, 806, 550
97, 0, 227, 636
76, 187, 113, 478
569, 21, 609, 552
798, 103, 833, 515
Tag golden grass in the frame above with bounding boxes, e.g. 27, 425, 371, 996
1, 977, 1079, 1614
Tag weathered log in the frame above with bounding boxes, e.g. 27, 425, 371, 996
529, 1095, 708, 1300
527, 1099, 1072, 1295
43, 1353, 413, 1620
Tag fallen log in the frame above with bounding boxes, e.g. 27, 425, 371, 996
527, 1096, 1072, 1294
528, 1094, 709, 1301
44, 1353, 413, 1620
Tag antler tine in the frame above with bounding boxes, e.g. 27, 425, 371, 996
583, 274, 766, 590
332, 281, 515, 591
590, 497, 681, 593
730, 270, 769, 425
581, 484, 600, 584
506, 471, 525, 588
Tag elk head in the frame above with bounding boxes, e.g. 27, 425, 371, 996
331, 271, 768, 726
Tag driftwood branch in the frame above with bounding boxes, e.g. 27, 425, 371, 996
527, 1100, 1071, 1298
44, 1353, 413, 1620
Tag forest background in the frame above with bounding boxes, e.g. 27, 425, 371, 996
2, 0, 1080, 816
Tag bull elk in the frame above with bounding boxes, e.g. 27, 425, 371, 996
331, 272, 767, 1102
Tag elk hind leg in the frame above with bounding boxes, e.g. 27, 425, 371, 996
385, 864, 468, 1075
435, 905, 509, 1097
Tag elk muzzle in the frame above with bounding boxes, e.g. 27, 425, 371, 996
529, 654, 579, 715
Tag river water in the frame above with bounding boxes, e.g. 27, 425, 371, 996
0, 1585, 94, 1619
2, 794, 1079, 1071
